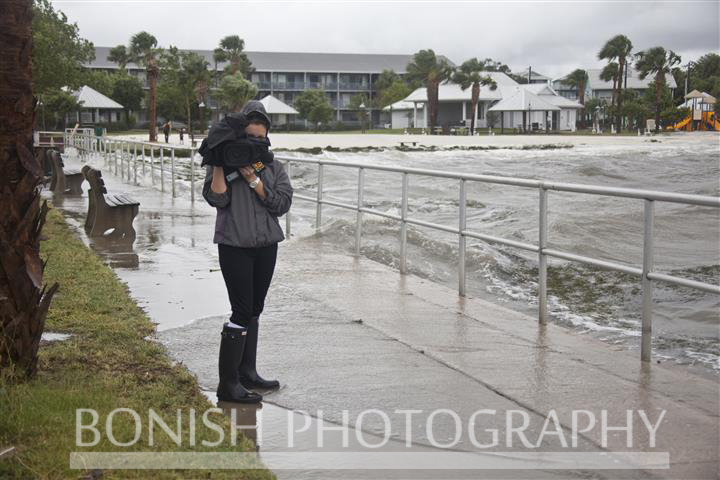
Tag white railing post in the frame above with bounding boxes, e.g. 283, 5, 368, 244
285, 161, 292, 237
150, 147, 155, 186
400, 172, 409, 274
459, 178, 467, 296
190, 148, 195, 203
641, 200, 655, 362
160, 147, 165, 192
355, 168, 364, 256
133, 143, 138, 185
171, 148, 176, 197
538, 186, 548, 324
121, 142, 126, 180
315, 163, 323, 233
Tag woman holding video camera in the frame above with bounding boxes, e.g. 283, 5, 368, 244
201, 101, 293, 404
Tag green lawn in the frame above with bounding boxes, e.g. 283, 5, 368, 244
0, 208, 274, 479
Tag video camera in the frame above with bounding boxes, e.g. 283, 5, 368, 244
199, 110, 275, 182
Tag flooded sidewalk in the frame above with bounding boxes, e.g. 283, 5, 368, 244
50, 152, 719, 479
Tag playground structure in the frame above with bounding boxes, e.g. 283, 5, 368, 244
669, 89, 719, 131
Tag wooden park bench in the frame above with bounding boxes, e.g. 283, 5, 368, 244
47, 149, 84, 195
82, 165, 140, 240
34, 147, 53, 186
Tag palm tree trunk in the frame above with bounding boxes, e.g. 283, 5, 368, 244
470, 83, 479, 135
655, 72, 663, 132
148, 60, 158, 142
578, 81, 586, 128
0, 0, 59, 379
428, 80, 439, 133
616, 57, 625, 132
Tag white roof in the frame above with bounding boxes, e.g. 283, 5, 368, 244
382, 99, 423, 111
402, 72, 518, 103
488, 87, 560, 112
259, 94, 298, 115
523, 84, 583, 109
69, 85, 124, 109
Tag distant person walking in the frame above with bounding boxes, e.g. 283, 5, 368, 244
162, 121, 172, 143
179, 127, 185, 144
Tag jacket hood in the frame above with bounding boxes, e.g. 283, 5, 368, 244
198, 100, 272, 156
240, 100, 272, 133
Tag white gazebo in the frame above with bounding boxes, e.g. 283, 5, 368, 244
259, 94, 299, 127
487, 87, 560, 132
382, 100, 425, 129
66, 85, 124, 125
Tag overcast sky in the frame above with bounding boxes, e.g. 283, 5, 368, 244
51, 0, 719, 78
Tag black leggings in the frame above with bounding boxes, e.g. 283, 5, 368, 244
218, 242, 278, 327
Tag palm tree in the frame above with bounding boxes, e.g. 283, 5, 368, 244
563, 69, 588, 127
451, 58, 497, 135
1, 0, 59, 379
406, 49, 453, 133
214, 72, 258, 113
217, 35, 252, 77
600, 62, 619, 104
635, 47, 681, 132
178, 52, 210, 140
212, 47, 227, 87
128, 31, 161, 142
108, 45, 131, 72
599, 34, 633, 131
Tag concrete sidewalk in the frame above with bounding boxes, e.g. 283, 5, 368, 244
53, 151, 719, 479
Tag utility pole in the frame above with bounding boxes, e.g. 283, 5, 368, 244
528, 66, 532, 84
684, 62, 690, 98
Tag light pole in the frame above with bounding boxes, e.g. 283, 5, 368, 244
359, 101, 367, 133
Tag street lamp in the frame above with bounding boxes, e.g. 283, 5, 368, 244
359, 102, 367, 133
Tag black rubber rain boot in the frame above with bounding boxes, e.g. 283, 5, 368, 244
238, 316, 280, 390
216, 323, 263, 404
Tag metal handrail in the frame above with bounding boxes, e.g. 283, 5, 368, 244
49, 132, 720, 363
274, 155, 720, 364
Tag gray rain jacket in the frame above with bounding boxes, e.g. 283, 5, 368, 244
202, 103, 293, 248
202, 160, 292, 248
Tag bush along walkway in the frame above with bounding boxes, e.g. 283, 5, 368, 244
0, 207, 274, 479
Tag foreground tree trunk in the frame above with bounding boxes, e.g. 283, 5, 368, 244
0, 0, 59, 379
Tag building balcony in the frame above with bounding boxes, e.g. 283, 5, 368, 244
339, 82, 370, 91
272, 81, 306, 90
306, 81, 338, 90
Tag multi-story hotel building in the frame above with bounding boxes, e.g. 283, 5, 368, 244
86, 46, 455, 128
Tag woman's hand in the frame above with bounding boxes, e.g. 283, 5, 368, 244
239, 165, 257, 183
240, 165, 267, 200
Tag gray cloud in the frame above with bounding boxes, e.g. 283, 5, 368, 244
52, 0, 719, 78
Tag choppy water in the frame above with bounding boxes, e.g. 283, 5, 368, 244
277, 141, 720, 371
